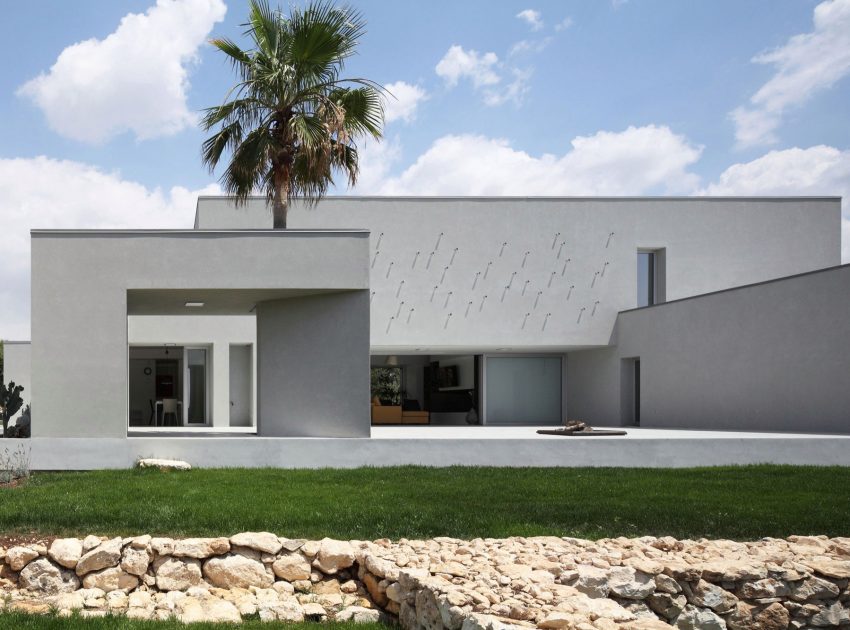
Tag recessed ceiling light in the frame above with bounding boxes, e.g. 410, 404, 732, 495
185, 301, 205, 308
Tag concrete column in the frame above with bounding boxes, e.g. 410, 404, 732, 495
257, 291, 370, 437
212, 342, 230, 428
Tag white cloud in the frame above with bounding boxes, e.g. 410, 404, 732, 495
365, 125, 703, 197
554, 17, 574, 32
516, 9, 544, 31
0, 157, 219, 339
509, 38, 552, 57
731, 0, 850, 148
482, 68, 533, 107
383, 81, 428, 124
700, 145, 850, 262
17, 0, 227, 144
435, 45, 500, 88
436, 45, 532, 107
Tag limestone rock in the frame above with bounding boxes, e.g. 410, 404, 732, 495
646, 592, 687, 619
608, 566, 656, 599
229, 532, 282, 555
178, 596, 241, 623
48, 539, 83, 570
738, 578, 789, 600
137, 458, 191, 471
203, 552, 274, 589
314, 538, 356, 574
6, 546, 39, 571
153, 556, 203, 591
334, 606, 382, 623
19, 558, 80, 594
81, 566, 140, 592
789, 575, 841, 601
574, 565, 610, 598
81, 536, 102, 554
173, 537, 230, 559
120, 547, 150, 576
76, 538, 122, 576
151, 537, 175, 556
687, 579, 738, 613
272, 553, 312, 581
675, 605, 727, 630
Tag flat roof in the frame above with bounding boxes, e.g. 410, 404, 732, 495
197, 195, 842, 202
30, 228, 369, 236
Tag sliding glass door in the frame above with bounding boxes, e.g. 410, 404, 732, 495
184, 347, 209, 425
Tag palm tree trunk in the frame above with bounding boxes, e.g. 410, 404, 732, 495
272, 196, 287, 229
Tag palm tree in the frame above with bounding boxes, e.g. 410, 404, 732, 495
201, 0, 384, 229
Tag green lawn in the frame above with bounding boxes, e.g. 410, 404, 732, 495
0, 466, 847, 540
0, 612, 384, 630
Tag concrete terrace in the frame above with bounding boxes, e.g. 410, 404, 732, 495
13, 426, 850, 470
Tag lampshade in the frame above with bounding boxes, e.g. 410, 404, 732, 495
385, 355, 399, 366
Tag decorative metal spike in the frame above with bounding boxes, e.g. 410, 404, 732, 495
472, 271, 481, 290
396, 301, 405, 318
412, 251, 420, 269
577, 307, 586, 324
449, 247, 458, 265
371, 251, 379, 268
592, 300, 600, 316
444, 291, 453, 308
552, 233, 561, 249
606, 231, 614, 248
542, 312, 551, 331
499, 242, 507, 257
522, 251, 530, 268
479, 295, 488, 311
522, 280, 530, 296
444, 312, 452, 329
441, 266, 449, 284
407, 307, 414, 324
370, 290, 376, 304
430, 285, 438, 302
522, 312, 530, 329
386, 316, 394, 333
376, 232, 384, 249
396, 280, 405, 298
534, 290, 542, 309
465, 301, 473, 317
386, 261, 394, 278
548, 271, 556, 288
484, 261, 492, 279
426, 251, 434, 269
435, 232, 444, 250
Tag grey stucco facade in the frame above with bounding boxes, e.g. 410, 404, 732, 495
568, 264, 850, 433
2, 195, 845, 462
29, 230, 370, 439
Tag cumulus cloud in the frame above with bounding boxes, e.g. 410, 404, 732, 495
383, 81, 428, 124
17, 0, 227, 144
0, 157, 219, 339
731, 0, 850, 148
436, 45, 532, 107
516, 9, 544, 31
435, 45, 500, 88
362, 125, 703, 197
700, 145, 850, 262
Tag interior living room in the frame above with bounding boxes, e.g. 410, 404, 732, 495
370, 354, 482, 426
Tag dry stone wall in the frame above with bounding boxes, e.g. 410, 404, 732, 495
1, 534, 849, 629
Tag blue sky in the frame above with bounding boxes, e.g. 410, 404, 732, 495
1, 0, 849, 338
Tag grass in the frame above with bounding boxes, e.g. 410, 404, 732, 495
0, 466, 847, 540
0, 612, 385, 630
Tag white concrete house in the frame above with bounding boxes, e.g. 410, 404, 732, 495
3, 196, 849, 468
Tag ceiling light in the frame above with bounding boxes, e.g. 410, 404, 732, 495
185, 301, 205, 308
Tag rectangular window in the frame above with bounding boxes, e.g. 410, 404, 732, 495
637, 252, 656, 307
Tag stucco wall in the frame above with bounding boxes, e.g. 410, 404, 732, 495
196, 197, 841, 352
31, 231, 369, 438
1, 341, 31, 422
257, 291, 370, 437
569, 265, 850, 433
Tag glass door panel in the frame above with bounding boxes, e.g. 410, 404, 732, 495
184, 347, 209, 425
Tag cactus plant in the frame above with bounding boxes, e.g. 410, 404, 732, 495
0, 381, 24, 438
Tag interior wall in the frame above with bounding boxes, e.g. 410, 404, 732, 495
229, 344, 252, 427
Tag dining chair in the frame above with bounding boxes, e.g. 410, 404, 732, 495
162, 398, 179, 426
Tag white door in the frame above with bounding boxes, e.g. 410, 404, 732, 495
184, 347, 210, 425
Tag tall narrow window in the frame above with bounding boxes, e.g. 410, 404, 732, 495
637, 251, 656, 307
